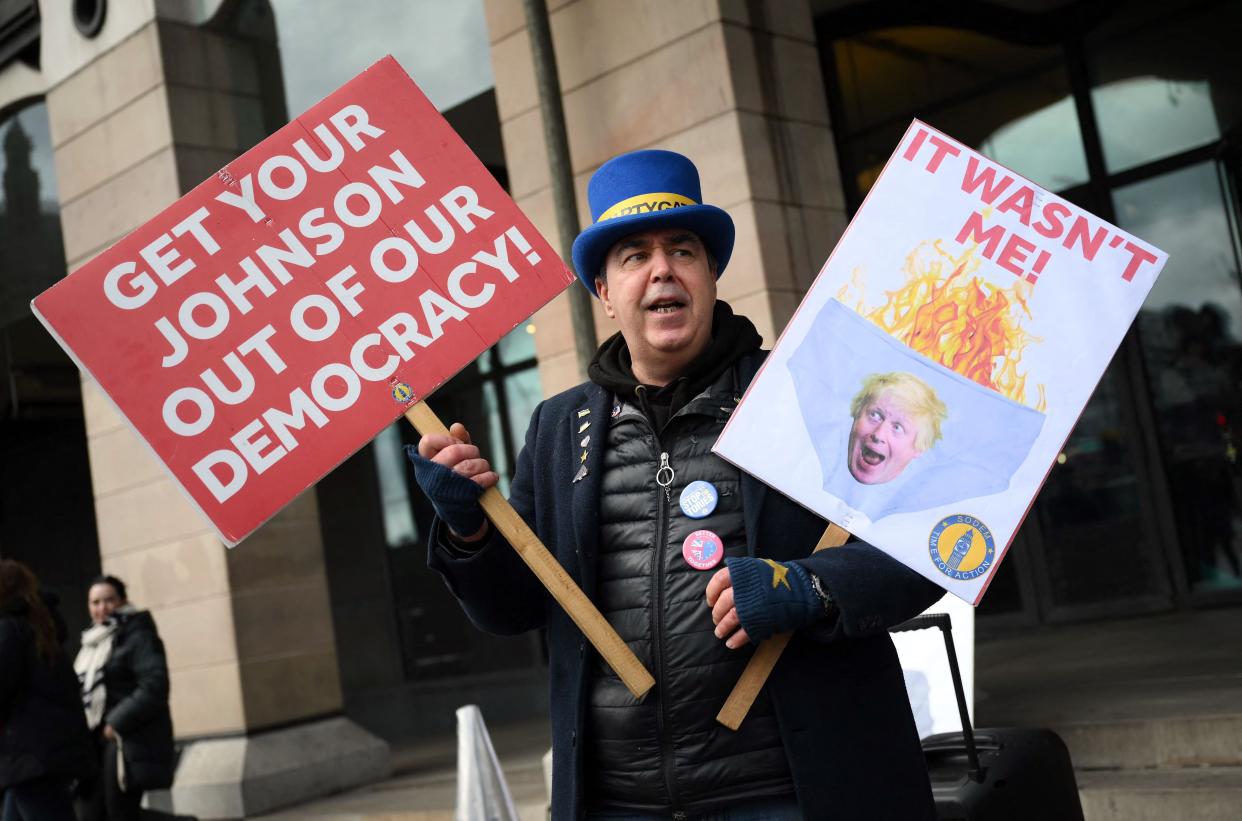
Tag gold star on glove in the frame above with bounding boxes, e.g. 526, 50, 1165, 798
761, 558, 791, 591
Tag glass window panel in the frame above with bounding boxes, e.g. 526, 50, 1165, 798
1093, 78, 1220, 173
1, 101, 66, 327
935, 69, 1087, 192
1115, 161, 1242, 591
833, 27, 1053, 138
1030, 367, 1168, 606
834, 31, 1086, 196
372, 424, 418, 548
503, 368, 543, 482
480, 381, 510, 495
976, 92, 1088, 192
497, 318, 537, 366
1117, 162, 1242, 328
1089, 1, 1242, 173
270, 0, 492, 115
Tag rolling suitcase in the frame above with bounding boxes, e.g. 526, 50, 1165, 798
891, 614, 1086, 821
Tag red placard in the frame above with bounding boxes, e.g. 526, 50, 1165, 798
33, 57, 574, 545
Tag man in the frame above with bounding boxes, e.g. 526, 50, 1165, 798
847, 371, 948, 485
409, 150, 942, 820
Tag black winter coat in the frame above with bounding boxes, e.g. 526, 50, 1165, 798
99, 610, 175, 790
0, 610, 94, 789
428, 350, 944, 820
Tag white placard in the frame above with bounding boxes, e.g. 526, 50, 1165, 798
716, 120, 1167, 603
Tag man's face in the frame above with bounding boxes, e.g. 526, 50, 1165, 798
88, 582, 123, 625
847, 390, 924, 485
595, 228, 716, 377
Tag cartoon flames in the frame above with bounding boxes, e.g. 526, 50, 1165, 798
838, 240, 1046, 412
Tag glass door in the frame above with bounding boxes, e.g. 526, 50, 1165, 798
1114, 154, 1242, 600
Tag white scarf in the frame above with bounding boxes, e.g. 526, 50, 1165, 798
74, 605, 135, 730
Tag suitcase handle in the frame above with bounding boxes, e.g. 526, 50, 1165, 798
890, 614, 983, 781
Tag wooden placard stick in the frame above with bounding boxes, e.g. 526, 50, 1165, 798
716, 522, 850, 729
405, 401, 655, 700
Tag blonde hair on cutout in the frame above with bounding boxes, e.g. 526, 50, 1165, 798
849, 372, 947, 451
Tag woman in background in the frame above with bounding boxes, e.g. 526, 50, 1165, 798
0, 560, 94, 821
74, 576, 176, 821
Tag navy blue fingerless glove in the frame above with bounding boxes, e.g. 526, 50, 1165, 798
725, 557, 824, 643
405, 445, 485, 539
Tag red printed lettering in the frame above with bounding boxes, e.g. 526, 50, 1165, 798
996, 233, 1038, 277
1063, 216, 1107, 262
903, 128, 929, 162
924, 134, 962, 174
997, 186, 1035, 226
1033, 201, 1071, 240
960, 158, 1013, 204
955, 211, 1006, 258
1119, 241, 1159, 282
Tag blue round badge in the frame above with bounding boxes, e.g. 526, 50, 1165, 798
391, 382, 413, 403
679, 480, 719, 519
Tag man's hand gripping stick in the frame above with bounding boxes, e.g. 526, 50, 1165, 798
715, 523, 849, 729
405, 400, 655, 699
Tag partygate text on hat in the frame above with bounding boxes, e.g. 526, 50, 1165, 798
598, 193, 696, 221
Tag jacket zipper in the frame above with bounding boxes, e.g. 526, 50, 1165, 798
632, 385, 684, 815
655, 452, 674, 503
649, 435, 681, 814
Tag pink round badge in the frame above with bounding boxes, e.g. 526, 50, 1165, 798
682, 529, 724, 571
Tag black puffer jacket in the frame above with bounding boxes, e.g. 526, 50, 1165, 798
0, 608, 94, 789
586, 365, 794, 813
99, 610, 175, 790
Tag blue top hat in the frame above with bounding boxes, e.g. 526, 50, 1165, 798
571, 150, 734, 296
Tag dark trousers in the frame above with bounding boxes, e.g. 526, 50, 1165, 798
2, 775, 77, 821
73, 735, 173, 819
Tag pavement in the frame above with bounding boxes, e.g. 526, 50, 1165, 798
976, 606, 1242, 729
976, 606, 1242, 821
257, 606, 1242, 820
255, 717, 550, 821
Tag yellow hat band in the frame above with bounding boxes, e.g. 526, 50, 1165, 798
597, 192, 697, 222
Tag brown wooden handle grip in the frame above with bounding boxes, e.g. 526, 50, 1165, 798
404, 401, 655, 699
715, 522, 849, 730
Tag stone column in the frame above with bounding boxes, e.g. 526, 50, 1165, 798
484, 0, 849, 396
38, 2, 387, 817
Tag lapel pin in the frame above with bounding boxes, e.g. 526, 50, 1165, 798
577, 408, 591, 418
580, 450, 588, 463
580, 435, 590, 448
578, 421, 590, 434
573, 464, 588, 483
